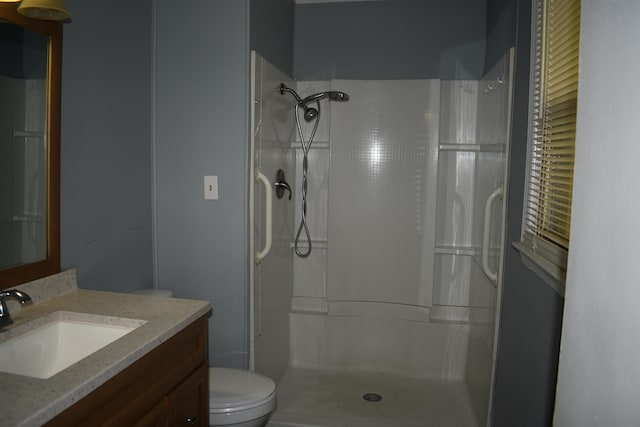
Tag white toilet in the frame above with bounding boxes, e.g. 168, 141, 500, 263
209, 367, 276, 426
129, 288, 277, 427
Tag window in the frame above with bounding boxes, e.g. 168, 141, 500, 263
514, 0, 581, 293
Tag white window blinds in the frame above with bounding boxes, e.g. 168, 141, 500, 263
520, 0, 581, 282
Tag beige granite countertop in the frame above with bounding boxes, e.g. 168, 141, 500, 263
0, 270, 211, 427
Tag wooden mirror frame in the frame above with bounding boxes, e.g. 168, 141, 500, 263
0, 4, 61, 289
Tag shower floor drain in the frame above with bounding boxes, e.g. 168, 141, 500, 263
362, 393, 383, 402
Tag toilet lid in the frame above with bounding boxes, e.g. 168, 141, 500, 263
209, 368, 276, 411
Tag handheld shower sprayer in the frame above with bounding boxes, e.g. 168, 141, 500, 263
279, 82, 350, 257
279, 83, 349, 122
301, 90, 350, 104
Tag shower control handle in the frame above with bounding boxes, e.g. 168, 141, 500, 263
275, 182, 292, 200
275, 169, 292, 200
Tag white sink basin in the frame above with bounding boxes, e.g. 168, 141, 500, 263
0, 312, 146, 379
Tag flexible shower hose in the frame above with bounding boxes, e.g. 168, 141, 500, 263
293, 99, 321, 258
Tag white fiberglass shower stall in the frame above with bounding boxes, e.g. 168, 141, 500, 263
250, 50, 513, 427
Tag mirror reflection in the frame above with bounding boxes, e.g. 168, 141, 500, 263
0, 21, 48, 270
0, 5, 60, 289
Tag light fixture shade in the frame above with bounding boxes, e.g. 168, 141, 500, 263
17, 0, 70, 21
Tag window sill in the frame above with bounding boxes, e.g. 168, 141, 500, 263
512, 242, 566, 297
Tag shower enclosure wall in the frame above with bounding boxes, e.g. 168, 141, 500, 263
250, 51, 513, 426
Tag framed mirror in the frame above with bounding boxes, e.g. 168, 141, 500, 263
0, 4, 60, 289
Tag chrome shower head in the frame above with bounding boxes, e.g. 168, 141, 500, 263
280, 83, 350, 122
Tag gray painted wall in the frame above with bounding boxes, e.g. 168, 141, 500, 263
61, 0, 154, 293
294, 0, 486, 81
251, 0, 294, 78
154, 0, 251, 368
61, 0, 251, 369
484, 0, 516, 74
490, 1, 564, 425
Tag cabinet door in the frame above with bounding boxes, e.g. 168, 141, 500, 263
168, 362, 208, 427
133, 401, 167, 427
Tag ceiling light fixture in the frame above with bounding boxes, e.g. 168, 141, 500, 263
0, 0, 70, 21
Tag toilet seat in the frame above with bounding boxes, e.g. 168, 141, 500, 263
209, 368, 276, 425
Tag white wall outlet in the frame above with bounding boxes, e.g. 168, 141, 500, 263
204, 175, 218, 200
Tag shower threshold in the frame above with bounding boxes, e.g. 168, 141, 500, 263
267, 367, 479, 427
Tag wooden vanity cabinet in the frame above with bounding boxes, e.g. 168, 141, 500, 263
168, 363, 208, 426
45, 315, 209, 427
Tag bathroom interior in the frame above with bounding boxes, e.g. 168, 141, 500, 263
0, 0, 572, 426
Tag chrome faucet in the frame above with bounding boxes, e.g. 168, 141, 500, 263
0, 290, 33, 328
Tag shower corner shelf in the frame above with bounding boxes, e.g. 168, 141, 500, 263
438, 142, 504, 153
435, 245, 480, 257
12, 214, 44, 223
290, 296, 328, 314
435, 244, 500, 256
289, 239, 328, 250
14, 129, 45, 139
291, 141, 329, 149
430, 305, 471, 324
434, 244, 501, 286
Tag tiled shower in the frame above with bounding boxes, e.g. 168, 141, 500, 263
251, 50, 512, 427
